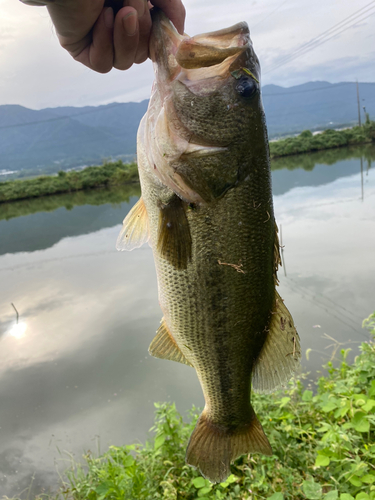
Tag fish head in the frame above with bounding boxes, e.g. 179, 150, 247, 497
144, 9, 268, 204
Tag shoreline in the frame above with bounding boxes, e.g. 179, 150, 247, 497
1, 122, 374, 204
270, 121, 374, 158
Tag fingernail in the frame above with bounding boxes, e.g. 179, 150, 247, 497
131, 0, 145, 18
123, 12, 137, 36
104, 7, 114, 29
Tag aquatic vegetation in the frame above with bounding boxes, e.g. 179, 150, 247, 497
35, 312, 375, 500
270, 121, 375, 158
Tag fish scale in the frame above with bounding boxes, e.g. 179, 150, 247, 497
117, 8, 301, 483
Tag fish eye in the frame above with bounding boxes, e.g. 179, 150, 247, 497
236, 76, 258, 98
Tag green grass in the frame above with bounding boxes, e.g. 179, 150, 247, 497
18, 312, 375, 500
1, 121, 374, 204
270, 121, 375, 159
0, 161, 139, 204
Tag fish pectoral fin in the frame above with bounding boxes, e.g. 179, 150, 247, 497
149, 317, 193, 367
116, 197, 150, 251
186, 406, 272, 483
157, 195, 192, 270
252, 291, 301, 393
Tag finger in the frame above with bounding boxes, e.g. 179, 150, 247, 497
72, 6, 114, 73
151, 0, 186, 34
128, 0, 152, 63
113, 6, 140, 70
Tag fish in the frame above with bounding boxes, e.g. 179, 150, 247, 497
117, 8, 301, 483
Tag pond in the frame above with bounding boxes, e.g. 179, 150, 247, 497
0, 144, 374, 498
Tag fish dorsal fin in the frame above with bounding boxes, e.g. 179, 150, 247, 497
116, 197, 149, 251
252, 291, 301, 393
149, 317, 193, 367
157, 195, 192, 270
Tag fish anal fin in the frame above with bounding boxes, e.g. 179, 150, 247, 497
186, 407, 272, 483
149, 317, 193, 367
157, 195, 192, 270
252, 291, 301, 394
116, 197, 149, 251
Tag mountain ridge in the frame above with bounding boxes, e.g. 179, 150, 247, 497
0, 81, 374, 175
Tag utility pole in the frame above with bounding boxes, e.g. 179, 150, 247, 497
356, 80, 362, 127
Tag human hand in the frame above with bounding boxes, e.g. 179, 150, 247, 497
21, 0, 185, 73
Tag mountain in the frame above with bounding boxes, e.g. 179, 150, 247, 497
0, 81, 374, 176
0, 101, 149, 174
262, 81, 375, 137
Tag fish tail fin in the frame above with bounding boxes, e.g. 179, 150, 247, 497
185, 407, 272, 483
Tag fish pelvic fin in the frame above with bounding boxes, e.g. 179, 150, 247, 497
186, 407, 272, 483
252, 290, 301, 393
157, 195, 192, 270
149, 317, 193, 367
116, 197, 150, 251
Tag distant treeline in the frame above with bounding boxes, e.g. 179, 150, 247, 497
1, 122, 374, 204
270, 120, 375, 158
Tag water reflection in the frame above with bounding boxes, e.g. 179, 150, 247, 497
6, 322, 27, 339
0, 184, 141, 256
0, 144, 374, 498
271, 144, 373, 196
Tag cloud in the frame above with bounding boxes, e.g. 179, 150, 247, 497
0, 0, 374, 108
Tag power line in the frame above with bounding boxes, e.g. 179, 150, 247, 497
282, 278, 370, 338
262, 82, 355, 97
263, 1, 375, 74
0, 101, 145, 130
252, 0, 288, 30
1, 81, 368, 131
273, 1, 375, 67
264, 1, 375, 72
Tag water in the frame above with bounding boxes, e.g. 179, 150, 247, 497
0, 145, 374, 498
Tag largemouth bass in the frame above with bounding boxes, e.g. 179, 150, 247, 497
117, 8, 301, 483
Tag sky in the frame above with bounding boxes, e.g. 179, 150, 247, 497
0, 0, 374, 110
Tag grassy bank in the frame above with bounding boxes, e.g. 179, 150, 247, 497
1, 121, 374, 204
0, 161, 139, 204
270, 121, 375, 158
25, 313, 374, 500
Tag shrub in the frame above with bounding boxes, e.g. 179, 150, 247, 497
270, 122, 375, 158
0, 161, 139, 203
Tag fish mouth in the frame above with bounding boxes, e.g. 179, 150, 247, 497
150, 8, 253, 86
146, 10, 258, 204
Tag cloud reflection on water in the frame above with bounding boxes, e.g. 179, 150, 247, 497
0, 150, 374, 497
